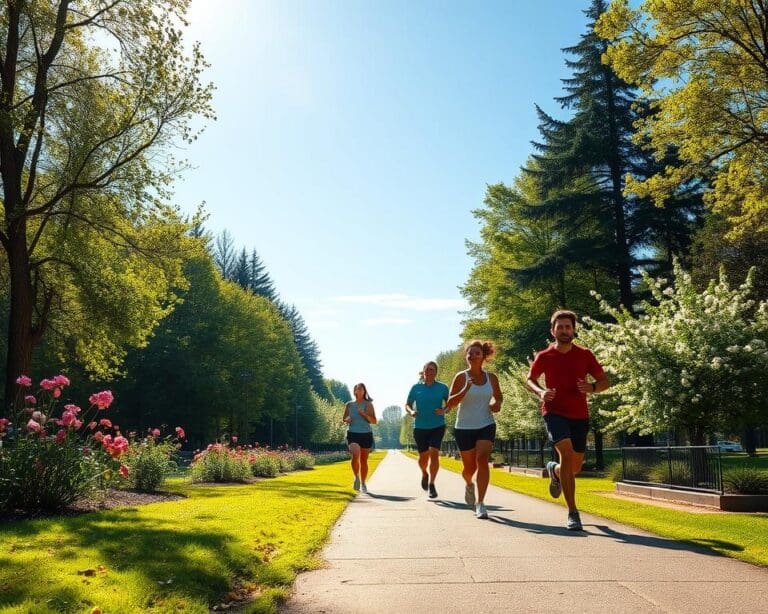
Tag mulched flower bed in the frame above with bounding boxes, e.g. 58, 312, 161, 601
0, 489, 185, 523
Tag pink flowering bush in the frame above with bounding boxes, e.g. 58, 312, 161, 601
0, 375, 128, 512
120, 427, 185, 492
189, 443, 252, 483
189, 440, 316, 482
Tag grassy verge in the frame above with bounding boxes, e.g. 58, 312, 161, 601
407, 451, 768, 567
0, 452, 381, 614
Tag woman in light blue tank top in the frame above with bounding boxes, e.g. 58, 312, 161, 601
445, 340, 503, 519
343, 382, 377, 493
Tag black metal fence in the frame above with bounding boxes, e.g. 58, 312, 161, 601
493, 440, 551, 468
621, 446, 723, 494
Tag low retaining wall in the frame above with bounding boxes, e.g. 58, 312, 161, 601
616, 482, 768, 512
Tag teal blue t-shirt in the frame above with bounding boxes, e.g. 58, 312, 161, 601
407, 381, 449, 430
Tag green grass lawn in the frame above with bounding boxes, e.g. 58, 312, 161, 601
412, 452, 768, 568
0, 453, 381, 614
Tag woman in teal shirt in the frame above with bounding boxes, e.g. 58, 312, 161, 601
406, 361, 449, 498
343, 382, 377, 494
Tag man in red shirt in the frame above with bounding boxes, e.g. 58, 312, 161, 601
527, 310, 609, 530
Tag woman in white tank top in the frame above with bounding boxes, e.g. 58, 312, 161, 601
445, 340, 503, 519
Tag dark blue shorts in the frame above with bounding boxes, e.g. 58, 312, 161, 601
346, 431, 374, 449
413, 426, 446, 453
454, 423, 496, 452
543, 413, 589, 453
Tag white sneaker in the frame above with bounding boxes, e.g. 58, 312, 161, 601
475, 502, 488, 519
353, 476, 360, 491
361, 483, 368, 494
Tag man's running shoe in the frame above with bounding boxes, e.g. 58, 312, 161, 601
464, 483, 476, 507
428, 483, 438, 499
475, 502, 488, 519
566, 510, 583, 531
421, 473, 429, 491
546, 461, 562, 499
353, 476, 360, 491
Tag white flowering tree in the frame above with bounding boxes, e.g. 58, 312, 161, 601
495, 363, 546, 442
580, 262, 768, 444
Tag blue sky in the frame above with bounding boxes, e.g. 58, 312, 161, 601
176, 1, 591, 412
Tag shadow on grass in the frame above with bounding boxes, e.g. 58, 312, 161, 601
0, 476, 357, 611
0, 512, 236, 610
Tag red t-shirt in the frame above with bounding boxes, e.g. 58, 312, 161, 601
527, 344, 604, 419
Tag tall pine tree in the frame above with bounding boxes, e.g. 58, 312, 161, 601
523, 0, 701, 309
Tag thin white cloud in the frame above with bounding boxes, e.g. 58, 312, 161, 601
333, 293, 467, 312
363, 317, 413, 327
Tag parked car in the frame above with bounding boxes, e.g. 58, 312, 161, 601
716, 440, 744, 452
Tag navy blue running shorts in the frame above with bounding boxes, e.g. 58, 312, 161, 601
543, 413, 589, 453
413, 426, 446, 452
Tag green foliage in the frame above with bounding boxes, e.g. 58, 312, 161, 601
375, 405, 404, 448
723, 466, 768, 495
0, 431, 104, 512
0, 378, 127, 512
647, 461, 692, 487
113, 253, 320, 448
494, 363, 545, 440
122, 436, 179, 493
581, 261, 768, 439
598, 0, 768, 240
326, 379, 352, 403
189, 445, 252, 483
251, 454, 281, 478
1, 0, 214, 398
311, 392, 347, 444
288, 451, 316, 470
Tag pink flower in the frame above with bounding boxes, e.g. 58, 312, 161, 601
64, 404, 81, 414
151, 428, 161, 437
175, 427, 185, 440
119, 465, 130, 477
73, 419, 83, 429
26, 419, 42, 433
88, 390, 114, 410
31, 410, 45, 423
93, 431, 104, 442
231, 436, 238, 444
24, 395, 36, 405
40, 378, 57, 391
53, 374, 70, 387
55, 429, 67, 444
99, 419, 112, 428
88, 421, 97, 430
0, 418, 10, 432
53, 388, 61, 398
60, 410, 76, 427
16, 375, 32, 387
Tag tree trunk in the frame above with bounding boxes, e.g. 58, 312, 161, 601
602, 53, 634, 311
594, 429, 605, 470
4, 222, 35, 408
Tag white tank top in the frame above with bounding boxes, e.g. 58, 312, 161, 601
455, 371, 495, 429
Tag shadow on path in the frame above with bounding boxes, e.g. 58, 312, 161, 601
363, 492, 415, 502
485, 515, 742, 556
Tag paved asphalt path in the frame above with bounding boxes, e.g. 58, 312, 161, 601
282, 449, 768, 613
